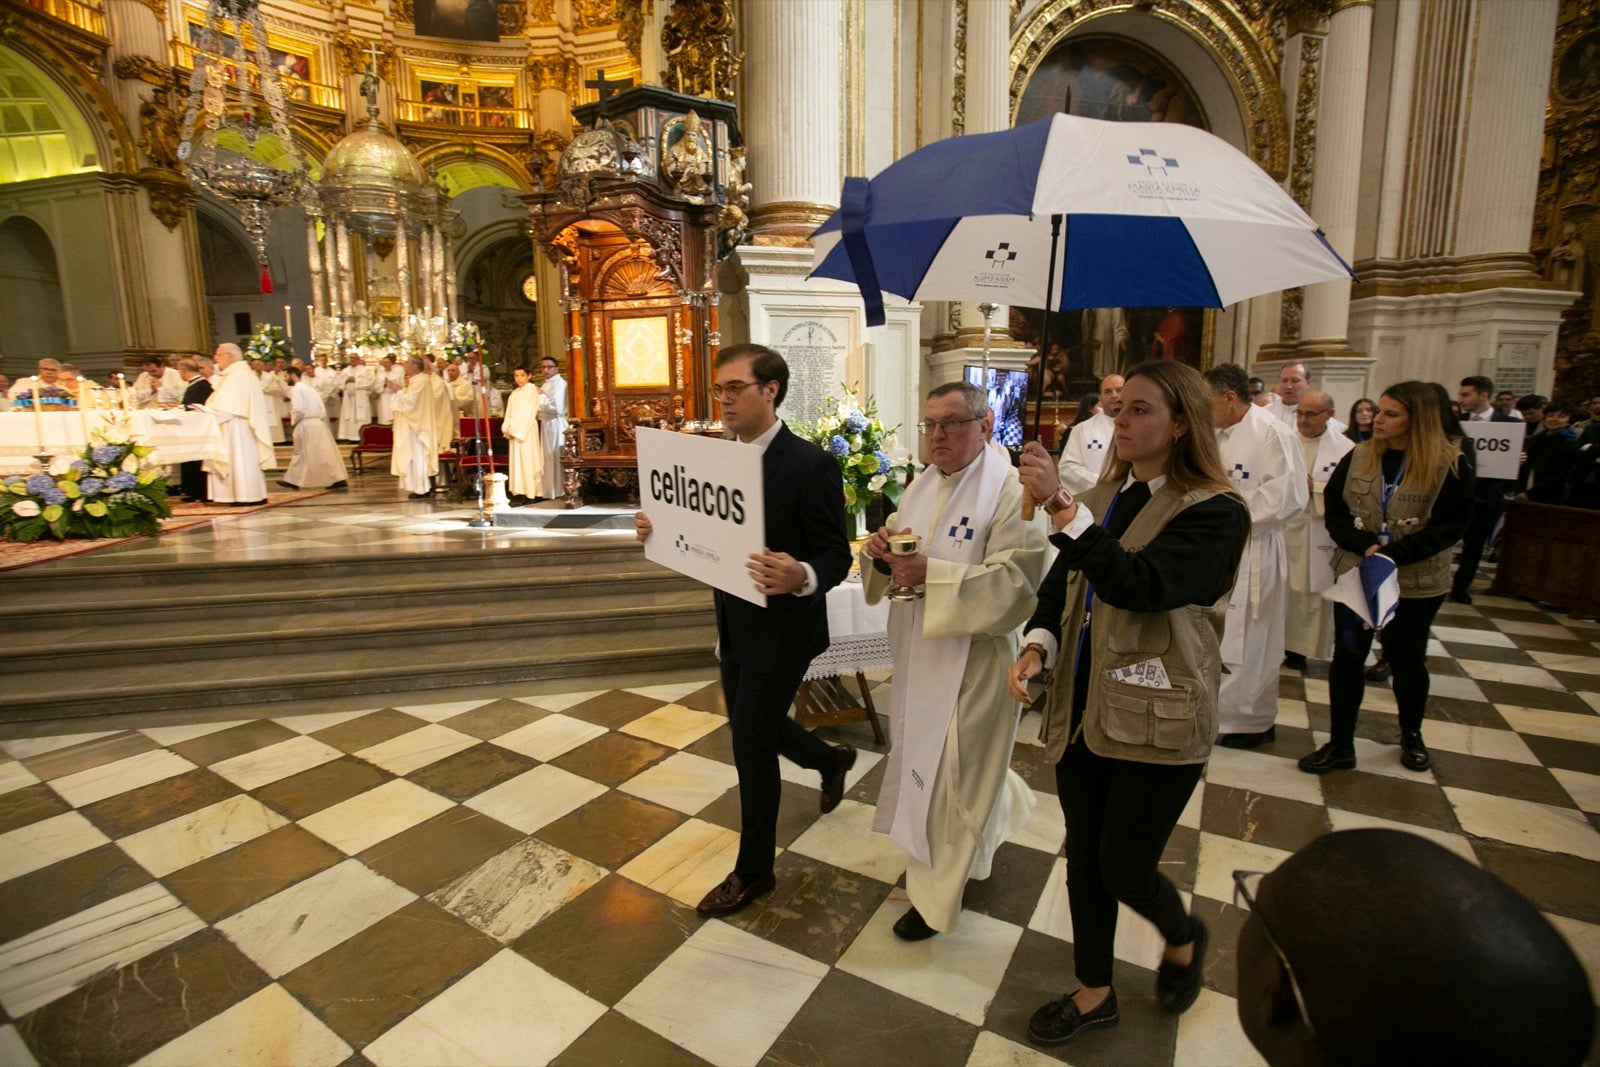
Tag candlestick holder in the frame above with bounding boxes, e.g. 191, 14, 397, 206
33, 451, 54, 472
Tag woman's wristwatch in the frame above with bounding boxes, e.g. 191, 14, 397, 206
1041, 488, 1074, 515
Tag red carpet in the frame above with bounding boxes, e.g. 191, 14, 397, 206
168, 487, 331, 517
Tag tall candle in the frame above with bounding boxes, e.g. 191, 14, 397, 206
77, 375, 90, 446
30, 376, 44, 452
284, 305, 294, 344
118, 373, 130, 411
305, 304, 314, 347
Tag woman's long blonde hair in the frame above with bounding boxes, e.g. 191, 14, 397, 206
1100, 361, 1235, 496
1364, 380, 1462, 490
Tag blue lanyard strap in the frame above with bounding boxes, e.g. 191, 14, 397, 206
1379, 456, 1406, 525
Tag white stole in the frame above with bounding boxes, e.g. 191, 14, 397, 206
882, 440, 1010, 865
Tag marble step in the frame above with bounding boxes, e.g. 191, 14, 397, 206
3, 589, 715, 665
1, 560, 695, 629
0, 623, 722, 720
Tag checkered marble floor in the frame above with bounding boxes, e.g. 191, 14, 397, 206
1, 590, 1598, 1066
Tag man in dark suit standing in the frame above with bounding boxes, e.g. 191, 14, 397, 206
1450, 374, 1518, 604
175, 358, 213, 502
636, 343, 855, 917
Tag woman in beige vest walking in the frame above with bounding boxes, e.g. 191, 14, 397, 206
1298, 380, 1474, 775
1007, 361, 1250, 1047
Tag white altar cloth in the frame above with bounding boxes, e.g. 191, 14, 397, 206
0, 410, 229, 476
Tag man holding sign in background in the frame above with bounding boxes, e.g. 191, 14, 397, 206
1450, 375, 1520, 605
635, 344, 853, 919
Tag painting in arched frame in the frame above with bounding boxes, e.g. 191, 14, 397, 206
1015, 34, 1213, 404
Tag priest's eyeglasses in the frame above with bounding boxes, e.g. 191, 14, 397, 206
917, 416, 982, 436
712, 380, 761, 401
1232, 870, 1317, 1036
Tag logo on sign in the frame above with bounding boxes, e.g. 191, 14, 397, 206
1127, 147, 1180, 175
674, 533, 721, 563
1125, 146, 1203, 202
985, 242, 1018, 270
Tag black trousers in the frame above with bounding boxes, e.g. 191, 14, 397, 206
1451, 496, 1502, 596
720, 657, 834, 881
1328, 595, 1444, 745
1056, 738, 1204, 988
178, 459, 207, 501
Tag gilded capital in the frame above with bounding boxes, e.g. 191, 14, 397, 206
112, 54, 170, 86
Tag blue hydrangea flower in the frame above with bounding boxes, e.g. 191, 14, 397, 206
69, 459, 90, 474
79, 477, 105, 497
874, 450, 891, 472
107, 472, 137, 492
91, 445, 121, 465
41, 488, 67, 505
3, 476, 23, 487
25, 473, 54, 495
844, 413, 869, 435
828, 435, 850, 457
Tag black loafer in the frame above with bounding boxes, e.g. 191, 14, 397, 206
696, 871, 776, 918
1157, 917, 1208, 1013
1283, 652, 1308, 671
1028, 987, 1119, 1047
1298, 743, 1357, 774
892, 906, 937, 941
1449, 590, 1473, 605
1218, 726, 1275, 749
820, 744, 856, 814
1400, 731, 1431, 771
1365, 659, 1391, 683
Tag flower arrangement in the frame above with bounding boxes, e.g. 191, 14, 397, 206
11, 386, 73, 409
444, 321, 482, 361
247, 324, 290, 362
354, 326, 400, 349
0, 417, 170, 542
796, 386, 912, 517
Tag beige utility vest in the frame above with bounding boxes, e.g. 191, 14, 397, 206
1330, 443, 1452, 598
1038, 482, 1244, 766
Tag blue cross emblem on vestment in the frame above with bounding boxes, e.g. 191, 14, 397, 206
947, 516, 976, 545
1087, 439, 1106, 452
985, 243, 1018, 269
1231, 462, 1251, 481
1127, 147, 1179, 175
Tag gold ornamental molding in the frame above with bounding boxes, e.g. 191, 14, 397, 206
136, 167, 197, 231
0, 14, 135, 175
1350, 253, 1548, 301
527, 52, 577, 94
1281, 31, 1322, 343
112, 54, 171, 86
953, 0, 968, 137
126, 0, 168, 18
617, 0, 652, 64
662, 0, 740, 102
1328, 0, 1374, 13
748, 200, 834, 246
1009, 0, 1291, 180
333, 33, 395, 80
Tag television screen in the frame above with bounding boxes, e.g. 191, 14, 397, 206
963, 366, 1030, 447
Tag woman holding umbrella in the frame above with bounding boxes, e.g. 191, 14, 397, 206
1007, 360, 1250, 1046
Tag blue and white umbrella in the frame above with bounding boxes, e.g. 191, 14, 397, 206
810, 113, 1355, 327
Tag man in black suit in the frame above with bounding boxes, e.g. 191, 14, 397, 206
636, 343, 855, 918
1450, 375, 1519, 604
175, 358, 213, 502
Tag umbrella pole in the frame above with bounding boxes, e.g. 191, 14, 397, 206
978, 301, 996, 378
1022, 214, 1063, 520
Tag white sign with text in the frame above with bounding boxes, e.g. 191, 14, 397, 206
637, 426, 768, 606
1460, 420, 1523, 480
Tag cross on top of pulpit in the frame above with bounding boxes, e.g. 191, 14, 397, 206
585, 70, 632, 102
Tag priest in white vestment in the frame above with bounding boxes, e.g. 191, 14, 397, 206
536, 355, 568, 500
133, 359, 183, 409
374, 356, 402, 425
862, 383, 1050, 939
205, 343, 278, 505
1284, 390, 1354, 667
445, 362, 476, 417
1057, 374, 1123, 494
1260, 361, 1346, 437
254, 363, 288, 444
337, 359, 374, 441
312, 356, 341, 423
464, 354, 502, 416
389, 356, 439, 497
501, 367, 544, 504
281, 367, 349, 489
428, 364, 458, 458
1207, 364, 1308, 747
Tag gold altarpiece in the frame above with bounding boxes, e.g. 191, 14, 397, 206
526, 86, 742, 504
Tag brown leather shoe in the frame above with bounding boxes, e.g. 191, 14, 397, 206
695, 871, 776, 917
820, 744, 857, 814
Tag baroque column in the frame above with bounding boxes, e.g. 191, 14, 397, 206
743, 0, 843, 241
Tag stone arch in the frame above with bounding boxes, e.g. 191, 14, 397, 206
0, 215, 69, 368
413, 143, 534, 194
1010, 0, 1288, 178
0, 37, 134, 176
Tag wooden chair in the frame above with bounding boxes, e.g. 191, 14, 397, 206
349, 424, 393, 473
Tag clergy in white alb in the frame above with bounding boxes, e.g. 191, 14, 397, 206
205, 343, 278, 505
374, 356, 403, 425
337, 359, 374, 441
863, 383, 1050, 938
1057, 374, 1123, 494
282, 368, 348, 489
133, 360, 183, 409
536, 356, 568, 500
464, 354, 502, 416
1205, 364, 1308, 747
427, 364, 458, 459
312, 357, 341, 423
389, 357, 439, 496
254, 363, 288, 444
1285, 390, 1354, 663
1260, 361, 1345, 436
501, 367, 544, 501
446, 362, 476, 417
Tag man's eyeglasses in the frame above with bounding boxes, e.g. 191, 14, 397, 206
1295, 409, 1333, 420
1233, 870, 1316, 1036
916, 416, 982, 436
712, 380, 763, 401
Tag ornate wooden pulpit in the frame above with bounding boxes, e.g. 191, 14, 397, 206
526, 86, 742, 504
